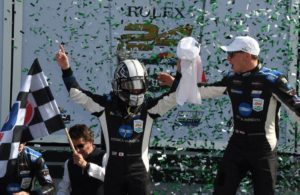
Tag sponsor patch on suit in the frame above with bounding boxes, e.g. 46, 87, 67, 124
253, 98, 264, 112
134, 119, 143, 133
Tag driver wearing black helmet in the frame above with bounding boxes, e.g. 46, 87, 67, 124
56, 44, 180, 195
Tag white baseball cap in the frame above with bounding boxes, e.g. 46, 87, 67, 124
220, 36, 260, 56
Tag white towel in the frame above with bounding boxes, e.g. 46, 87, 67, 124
176, 37, 203, 106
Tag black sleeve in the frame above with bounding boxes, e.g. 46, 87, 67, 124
62, 67, 80, 92
146, 71, 181, 110
31, 157, 55, 195
61, 67, 109, 113
169, 71, 182, 92
272, 75, 300, 116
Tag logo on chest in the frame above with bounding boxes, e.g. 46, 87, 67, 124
252, 98, 264, 112
20, 177, 32, 189
134, 119, 143, 133
118, 125, 133, 139
238, 103, 252, 117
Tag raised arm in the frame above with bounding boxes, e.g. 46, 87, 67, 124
156, 60, 226, 99
56, 44, 70, 70
147, 61, 182, 116
157, 60, 180, 87
55, 45, 106, 114
157, 72, 175, 87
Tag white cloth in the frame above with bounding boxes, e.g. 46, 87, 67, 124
56, 160, 71, 195
176, 37, 203, 106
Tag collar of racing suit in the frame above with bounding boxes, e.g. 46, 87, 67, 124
239, 63, 262, 77
111, 93, 143, 121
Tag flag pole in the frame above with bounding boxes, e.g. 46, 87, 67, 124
64, 127, 76, 152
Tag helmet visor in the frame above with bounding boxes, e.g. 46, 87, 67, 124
120, 78, 146, 94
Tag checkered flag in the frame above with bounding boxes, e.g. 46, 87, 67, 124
0, 58, 65, 178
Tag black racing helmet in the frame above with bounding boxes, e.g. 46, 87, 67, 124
112, 59, 148, 106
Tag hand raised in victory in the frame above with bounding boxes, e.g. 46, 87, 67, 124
56, 44, 70, 70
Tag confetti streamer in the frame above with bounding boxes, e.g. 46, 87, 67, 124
17, 0, 300, 193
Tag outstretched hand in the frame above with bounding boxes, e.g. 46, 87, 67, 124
55, 44, 70, 70
157, 72, 175, 87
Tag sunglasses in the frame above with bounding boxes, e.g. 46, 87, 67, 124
227, 51, 243, 58
74, 143, 85, 149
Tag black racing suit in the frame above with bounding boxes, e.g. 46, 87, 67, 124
62, 68, 179, 195
0, 146, 55, 195
198, 65, 300, 195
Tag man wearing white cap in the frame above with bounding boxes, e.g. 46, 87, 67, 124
161, 35, 300, 195
220, 36, 260, 73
